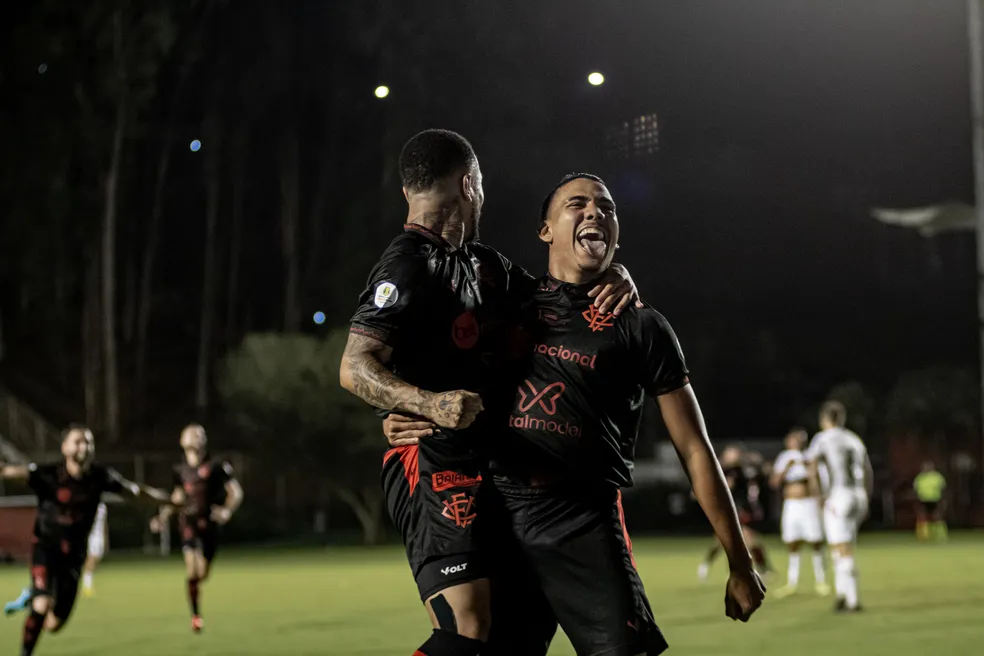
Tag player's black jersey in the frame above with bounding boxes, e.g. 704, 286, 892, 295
350, 224, 534, 452
724, 463, 760, 509
493, 275, 689, 488
174, 458, 234, 518
28, 462, 135, 549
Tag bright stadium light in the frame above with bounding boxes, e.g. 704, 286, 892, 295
588, 72, 605, 86
375, 85, 390, 99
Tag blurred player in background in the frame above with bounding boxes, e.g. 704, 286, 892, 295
0, 424, 168, 656
698, 446, 771, 581
151, 424, 243, 633
81, 502, 108, 597
913, 461, 947, 542
807, 401, 872, 613
770, 428, 830, 598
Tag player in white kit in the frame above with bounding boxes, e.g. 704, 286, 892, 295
770, 428, 829, 598
806, 401, 872, 613
82, 502, 108, 597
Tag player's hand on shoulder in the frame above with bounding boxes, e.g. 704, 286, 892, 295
427, 390, 484, 430
724, 561, 765, 622
382, 413, 437, 446
587, 263, 643, 316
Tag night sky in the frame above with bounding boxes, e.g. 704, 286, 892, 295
0, 0, 976, 440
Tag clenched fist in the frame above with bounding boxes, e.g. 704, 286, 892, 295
426, 390, 484, 430
724, 563, 766, 622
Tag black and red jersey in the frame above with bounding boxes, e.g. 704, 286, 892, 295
173, 458, 234, 518
492, 275, 689, 488
349, 224, 533, 455
28, 462, 135, 550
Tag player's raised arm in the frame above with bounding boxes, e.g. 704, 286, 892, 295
211, 463, 243, 525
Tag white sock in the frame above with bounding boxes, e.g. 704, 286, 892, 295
831, 554, 844, 598
787, 553, 800, 587
82, 572, 93, 590
812, 552, 826, 584
836, 556, 858, 608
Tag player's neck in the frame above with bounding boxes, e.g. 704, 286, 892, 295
64, 459, 84, 479
407, 200, 471, 248
547, 258, 605, 287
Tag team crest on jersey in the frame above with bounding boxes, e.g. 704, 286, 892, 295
582, 305, 616, 332
374, 282, 399, 308
452, 311, 480, 349
56, 488, 71, 504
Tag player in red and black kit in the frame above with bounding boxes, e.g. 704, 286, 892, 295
0, 424, 168, 656
386, 173, 766, 655
151, 424, 243, 633
339, 131, 639, 656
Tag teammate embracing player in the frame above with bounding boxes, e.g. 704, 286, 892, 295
0, 424, 169, 656
385, 173, 766, 654
340, 131, 640, 656
807, 401, 872, 613
151, 424, 243, 633
771, 428, 830, 598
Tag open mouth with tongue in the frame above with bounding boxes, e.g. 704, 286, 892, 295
575, 225, 609, 260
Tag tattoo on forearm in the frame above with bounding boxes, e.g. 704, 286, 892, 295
344, 334, 428, 415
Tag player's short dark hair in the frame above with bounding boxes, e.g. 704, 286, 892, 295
820, 400, 847, 427
61, 423, 91, 442
399, 129, 478, 193
538, 173, 606, 233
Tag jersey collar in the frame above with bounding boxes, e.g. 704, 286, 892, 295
404, 223, 455, 250
539, 272, 603, 297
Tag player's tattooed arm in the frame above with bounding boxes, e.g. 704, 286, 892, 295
340, 332, 431, 414
340, 333, 484, 429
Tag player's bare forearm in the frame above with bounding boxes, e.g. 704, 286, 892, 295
340, 332, 433, 416
807, 461, 823, 498
224, 479, 244, 514
0, 464, 29, 480
657, 386, 753, 570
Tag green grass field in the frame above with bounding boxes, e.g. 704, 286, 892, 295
1, 533, 981, 655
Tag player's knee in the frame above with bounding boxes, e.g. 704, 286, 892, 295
427, 584, 492, 641
31, 596, 51, 616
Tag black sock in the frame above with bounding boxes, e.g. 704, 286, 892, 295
187, 578, 200, 616
414, 629, 485, 656
704, 543, 722, 563
21, 610, 45, 656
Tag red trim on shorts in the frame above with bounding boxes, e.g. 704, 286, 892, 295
383, 444, 420, 495
616, 490, 637, 570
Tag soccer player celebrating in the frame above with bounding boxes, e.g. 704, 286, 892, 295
81, 502, 108, 597
913, 461, 947, 542
770, 428, 829, 598
386, 173, 765, 655
807, 401, 872, 613
150, 424, 243, 633
340, 132, 639, 656
0, 424, 168, 656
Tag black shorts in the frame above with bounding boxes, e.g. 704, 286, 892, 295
30, 539, 84, 622
180, 516, 219, 563
382, 441, 487, 601
490, 478, 668, 656
920, 501, 939, 515
736, 503, 763, 529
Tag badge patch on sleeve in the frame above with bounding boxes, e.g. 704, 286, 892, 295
374, 282, 399, 309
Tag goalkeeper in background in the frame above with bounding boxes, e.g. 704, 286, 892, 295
913, 461, 946, 542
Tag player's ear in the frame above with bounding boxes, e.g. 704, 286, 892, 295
461, 173, 475, 202
402, 186, 410, 202
538, 221, 553, 244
